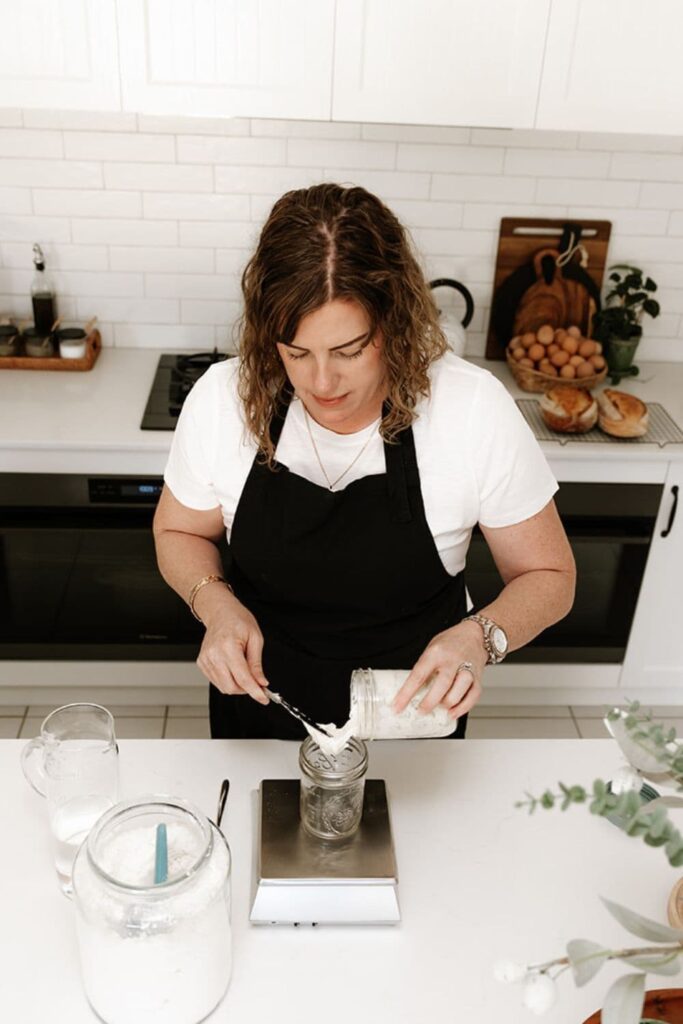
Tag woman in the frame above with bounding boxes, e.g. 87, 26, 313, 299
153, 183, 576, 740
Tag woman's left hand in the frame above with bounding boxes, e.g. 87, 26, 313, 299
392, 620, 488, 720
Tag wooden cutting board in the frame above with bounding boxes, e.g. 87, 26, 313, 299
486, 217, 612, 359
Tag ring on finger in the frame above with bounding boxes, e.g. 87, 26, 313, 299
456, 660, 475, 678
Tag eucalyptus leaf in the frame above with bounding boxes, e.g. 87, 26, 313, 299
601, 973, 646, 1024
566, 939, 608, 986
601, 896, 683, 943
621, 952, 681, 976
604, 712, 667, 773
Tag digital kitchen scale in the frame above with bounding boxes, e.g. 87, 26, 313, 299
250, 779, 400, 925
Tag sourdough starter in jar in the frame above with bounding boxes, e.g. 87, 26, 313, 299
351, 668, 458, 739
299, 736, 368, 840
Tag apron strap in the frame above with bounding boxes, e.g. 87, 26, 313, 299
268, 382, 294, 450
382, 400, 415, 524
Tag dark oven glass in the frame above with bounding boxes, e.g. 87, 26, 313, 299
0, 474, 225, 660
465, 482, 663, 664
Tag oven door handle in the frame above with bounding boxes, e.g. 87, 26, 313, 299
661, 484, 679, 539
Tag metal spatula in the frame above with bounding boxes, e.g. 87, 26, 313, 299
263, 689, 334, 738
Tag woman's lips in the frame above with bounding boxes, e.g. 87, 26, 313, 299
313, 393, 348, 406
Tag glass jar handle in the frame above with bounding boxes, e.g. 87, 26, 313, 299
20, 736, 47, 797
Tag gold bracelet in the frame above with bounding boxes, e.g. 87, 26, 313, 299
188, 574, 232, 623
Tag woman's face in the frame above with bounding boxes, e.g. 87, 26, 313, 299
276, 299, 386, 434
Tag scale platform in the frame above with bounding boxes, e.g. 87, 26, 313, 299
250, 779, 400, 925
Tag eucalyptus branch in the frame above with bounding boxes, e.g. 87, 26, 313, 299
528, 943, 683, 975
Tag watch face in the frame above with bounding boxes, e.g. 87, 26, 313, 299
491, 626, 508, 655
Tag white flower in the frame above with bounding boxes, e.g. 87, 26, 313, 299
521, 973, 557, 1015
493, 959, 528, 983
611, 764, 642, 795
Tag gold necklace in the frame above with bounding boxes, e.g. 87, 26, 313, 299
303, 404, 377, 491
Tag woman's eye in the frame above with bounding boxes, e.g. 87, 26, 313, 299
286, 350, 307, 360
338, 348, 364, 360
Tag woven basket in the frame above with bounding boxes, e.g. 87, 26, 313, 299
505, 346, 607, 393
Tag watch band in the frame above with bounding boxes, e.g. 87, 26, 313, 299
464, 614, 508, 665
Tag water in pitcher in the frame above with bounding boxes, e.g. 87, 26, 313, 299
52, 794, 115, 895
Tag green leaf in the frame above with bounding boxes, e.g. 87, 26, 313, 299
644, 277, 657, 292
601, 973, 646, 1024
566, 938, 609, 986
601, 897, 683, 943
540, 790, 555, 809
643, 298, 660, 318
622, 952, 681, 976
604, 712, 667, 773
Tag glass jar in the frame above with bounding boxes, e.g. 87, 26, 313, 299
351, 667, 457, 739
23, 326, 55, 357
72, 794, 232, 1024
299, 736, 368, 841
0, 324, 20, 357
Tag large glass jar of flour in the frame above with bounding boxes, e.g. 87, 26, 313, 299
299, 736, 368, 841
351, 668, 458, 739
71, 795, 231, 1024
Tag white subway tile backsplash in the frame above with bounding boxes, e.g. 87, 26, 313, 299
0, 159, 102, 188
0, 242, 108, 271
33, 189, 142, 218
77, 297, 180, 324
110, 246, 213, 273
145, 274, 236, 300
667, 212, 683, 235
177, 136, 286, 165
0, 293, 30, 316
535, 178, 640, 207
215, 249, 251, 276
0, 110, 22, 127
114, 323, 218, 349
139, 115, 249, 136
471, 128, 578, 149
391, 199, 463, 229
179, 221, 258, 249
610, 236, 683, 263
0, 129, 62, 158
431, 174, 535, 203
641, 183, 683, 209
611, 153, 683, 182
215, 165, 324, 195
289, 139, 395, 170
23, 110, 137, 131
72, 219, 177, 246
397, 145, 503, 174
104, 163, 213, 193
411, 228, 496, 258
506, 149, 610, 179
181, 299, 242, 325
254, 119, 361, 139
579, 132, 683, 153
0, 187, 31, 215
655, 289, 683, 314
55, 271, 144, 298
0, 269, 32, 293
565, 207, 669, 236
0, 216, 71, 243
143, 192, 250, 221
65, 132, 175, 163
323, 168, 430, 199
463, 203, 559, 230
363, 124, 470, 144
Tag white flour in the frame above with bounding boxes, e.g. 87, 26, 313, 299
73, 821, 231, 1024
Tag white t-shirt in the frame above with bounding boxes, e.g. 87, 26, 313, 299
164, 352, 558, 576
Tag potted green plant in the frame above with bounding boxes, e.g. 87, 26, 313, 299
591, 265, 660, 384
496, 703, 683, 1023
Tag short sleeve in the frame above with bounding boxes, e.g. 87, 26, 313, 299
472, 373, 558, 528
163, 370, 220, 511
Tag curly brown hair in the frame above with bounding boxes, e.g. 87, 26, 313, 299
237, 182, 448, 464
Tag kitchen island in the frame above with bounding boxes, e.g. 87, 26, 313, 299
3, 736, 679, 1023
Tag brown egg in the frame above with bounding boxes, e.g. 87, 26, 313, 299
589, 354, 606, 370
538, 360, 558, 376
593, 341, 603, 355
512, 346, 526, 362
554, 328, 568, 344
519, 357, 535, 368
528, 343, 545, 362
560, 363, 576, 379
562, 336, 579, 355
576, 361, 595, 379
567, 325, 581, 338
546, 343, 560, 357
578, 340, 596, 358
550, 350, 570, 368
521, 332, 537, 349
510, 336, 522, 349
569, 354, 584, 367
537, 324, 555, 345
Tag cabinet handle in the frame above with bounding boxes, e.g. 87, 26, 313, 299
661, 484, 679, 538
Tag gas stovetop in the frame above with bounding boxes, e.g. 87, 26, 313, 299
141, 350, 233, 430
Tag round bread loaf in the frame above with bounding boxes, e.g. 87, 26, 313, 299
539, 385, 598, 434
596, 389, 649, 438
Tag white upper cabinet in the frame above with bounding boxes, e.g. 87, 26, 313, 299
537, 0, 683, 134
0, 0, 120, 110
116, 0, 335, 120
332, 0, 550, 128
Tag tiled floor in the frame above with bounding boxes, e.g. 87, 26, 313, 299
3, 696, 683, 739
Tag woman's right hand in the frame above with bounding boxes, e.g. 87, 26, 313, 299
195, 588, 270, 705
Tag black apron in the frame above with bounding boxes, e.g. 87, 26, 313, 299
209, 389, 469, 739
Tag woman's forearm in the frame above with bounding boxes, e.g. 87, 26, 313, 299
470, 567, 576, 654
154, 529, 234, 623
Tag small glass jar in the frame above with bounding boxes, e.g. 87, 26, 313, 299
57, 324, 88, 359
299, 736, 368, 841
0, 324, 20, 356
72, 794, 232, 1024
23, 326, 55, 357
351, 667, 457, 740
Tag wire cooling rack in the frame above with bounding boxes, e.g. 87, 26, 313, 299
516, 399, 683, 447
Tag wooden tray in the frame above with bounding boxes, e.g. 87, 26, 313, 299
583, 989, 683, 1023
0, 330, 101, 371
486, 217, 612, 359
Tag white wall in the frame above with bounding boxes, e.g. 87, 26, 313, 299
1, 108, 682, 360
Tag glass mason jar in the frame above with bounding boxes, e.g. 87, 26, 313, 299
351, 668, 457, 739
72, 795, 232, 1024
299, 736, 368, 841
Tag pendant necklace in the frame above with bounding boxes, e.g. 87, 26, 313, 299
303, 404, 377, 491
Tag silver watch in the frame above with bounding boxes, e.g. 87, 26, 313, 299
464, 614, 509, 665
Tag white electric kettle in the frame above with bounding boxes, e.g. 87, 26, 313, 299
429, 278, 475, 357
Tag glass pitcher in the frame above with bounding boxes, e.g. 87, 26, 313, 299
72, 794, 232, 1024
20, 703, 119, 895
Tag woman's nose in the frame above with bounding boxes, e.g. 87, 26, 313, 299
311, 358, 338, 394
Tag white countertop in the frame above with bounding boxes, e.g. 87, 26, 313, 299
0, 348, 682, 478
2, 737, 679, 1023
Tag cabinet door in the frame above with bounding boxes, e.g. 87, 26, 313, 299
116, 0, 335, 119
332, 0, 550, 128
621, 466, 682, 689
537, 0, 683, 134
0, 0, 120, 110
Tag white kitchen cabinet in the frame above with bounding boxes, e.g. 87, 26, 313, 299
115, 0, 335, 120
537, 0, 683, 135
0, 0, 121, 110
332, 0, 550, 128
620, 464, 683, 689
